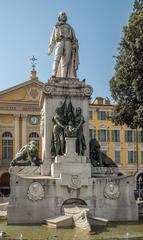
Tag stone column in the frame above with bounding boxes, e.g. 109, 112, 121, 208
41, 98, 52, 176
21, 114, 27, 146
14, 114, 20, 155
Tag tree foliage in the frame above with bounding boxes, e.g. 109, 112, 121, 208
110, 0, 143, 128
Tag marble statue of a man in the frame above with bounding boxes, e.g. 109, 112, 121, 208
48, 11, 79, 78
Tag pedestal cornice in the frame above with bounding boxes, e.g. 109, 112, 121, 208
43, 77, 93, 98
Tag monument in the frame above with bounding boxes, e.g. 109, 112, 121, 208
7, 12, 138, 228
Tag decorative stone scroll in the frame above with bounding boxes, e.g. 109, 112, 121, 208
82, 85, 93, 97
27, 182, 44, 201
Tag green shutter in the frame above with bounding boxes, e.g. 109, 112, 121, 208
107, 129, 110, 142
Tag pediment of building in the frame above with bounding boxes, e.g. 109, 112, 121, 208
0, 79, 44, 103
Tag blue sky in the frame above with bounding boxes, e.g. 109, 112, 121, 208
0, 0, 134, 101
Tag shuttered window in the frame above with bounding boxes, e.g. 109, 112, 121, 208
2, 132, 13, 163
115, 151, 120, 164
112, 130, 120, 142
89, 128, 96, 140
98, 129, 110, 142
128, 151, 137, 164
125, 130, 133, 142
98, 111, 106, 120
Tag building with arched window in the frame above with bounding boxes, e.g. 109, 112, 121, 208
0, 68, 44, 195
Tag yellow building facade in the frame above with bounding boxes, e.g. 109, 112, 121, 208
0, 69, 44, 196
89, 97, 143, 176
0, 71, 142, 196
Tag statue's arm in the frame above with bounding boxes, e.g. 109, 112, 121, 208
70, 26, 80, 68
76, 116, 84, 130
70, 26, 78, 46
48, 27, 56, 55
54, 115, 64, 128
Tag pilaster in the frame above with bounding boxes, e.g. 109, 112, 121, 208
14, 114, 20, 155
21, 114, 27, 146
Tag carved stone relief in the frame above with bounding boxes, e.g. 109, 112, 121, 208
27, 182, 44, 201
104, 182, 120, 199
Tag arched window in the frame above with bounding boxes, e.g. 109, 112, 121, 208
2, 132, 13, 163
29, 132, 39, 148
0, 172, 10, 197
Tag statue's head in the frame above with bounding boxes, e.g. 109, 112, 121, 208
29, 140, 36, 146
29, 141, 38, 152
76, 107, 82, 115
58, 11, 67, 22
90, 139, 100, 150
55, 101, 64, 116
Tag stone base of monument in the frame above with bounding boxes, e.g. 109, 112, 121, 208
7, 144, 138, 225
7, 139, 138, 224
7, 163, 138, 225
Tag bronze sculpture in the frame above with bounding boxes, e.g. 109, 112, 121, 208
75, 107, 86, 156
89, 138, 118, 167
10, 141, 42, 166
51, 97, 86, 157
51, 99, 67, 156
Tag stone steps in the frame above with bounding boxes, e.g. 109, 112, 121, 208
0, 202, 8, 220
45, 214, 108, 229
88, 216, 108, 226
0, 202, 9, 211
0, 210, 7, 220
45, 215, 73, 228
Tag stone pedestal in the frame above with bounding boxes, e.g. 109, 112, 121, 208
7, 138, 138, 224
91, 166, 119, 177
65, 137, 77, 158
51, 137, 91, 187
40, 77, 93, 175
7, 166, 138, 224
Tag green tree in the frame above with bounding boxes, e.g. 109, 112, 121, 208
110, 0, 143, 128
